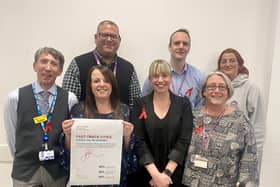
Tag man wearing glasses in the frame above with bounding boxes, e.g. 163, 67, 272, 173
63, 20, 141, 108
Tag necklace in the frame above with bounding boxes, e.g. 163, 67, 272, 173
204, 106, 226, 125
201, 106, 227, 152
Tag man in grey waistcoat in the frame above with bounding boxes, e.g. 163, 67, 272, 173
4, 47, 78, 187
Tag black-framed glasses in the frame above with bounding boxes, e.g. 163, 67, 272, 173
206, 84, 227, 91
98, 32, 120, 40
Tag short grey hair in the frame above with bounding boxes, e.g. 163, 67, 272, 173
201, 71, 234, 99
34, 47, 64, 68
97, 20, 119, 32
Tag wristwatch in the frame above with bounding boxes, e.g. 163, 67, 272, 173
163, 168, 173, 177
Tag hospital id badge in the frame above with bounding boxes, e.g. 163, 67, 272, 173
38, 150, 55, 161
193, 154, 208, 168
33, 115, 47, 124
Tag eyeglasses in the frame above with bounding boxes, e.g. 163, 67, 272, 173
206, 84, 227, 91
98, 32, 120, 40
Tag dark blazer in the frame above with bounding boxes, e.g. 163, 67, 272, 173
130, 91, 193, 187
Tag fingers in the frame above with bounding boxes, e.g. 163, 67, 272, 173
168, 177, 173, 184
149, 179, 156, 187
122, 121, 134, 130
150, 173, 171, 187
122, 121, 134, 137
62, 119, 74, 136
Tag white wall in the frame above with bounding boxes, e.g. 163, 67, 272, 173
260, 0, 280, 186
0, 0, 279, 186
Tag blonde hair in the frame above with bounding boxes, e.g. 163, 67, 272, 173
148, 59, 171, 79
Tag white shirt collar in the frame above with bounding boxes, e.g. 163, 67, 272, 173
34, 81, 56, 95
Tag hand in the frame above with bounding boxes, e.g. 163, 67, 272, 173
62, 119, 74, 137
149, 179, 155, 187
150, 172, 172, 187
122, 121, 134, 138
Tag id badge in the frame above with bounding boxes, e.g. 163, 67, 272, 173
193, 154, 208, 169
33, 115, 47, 124
38, 150, 55, 161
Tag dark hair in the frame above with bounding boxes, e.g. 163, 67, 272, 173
217, 48, 249, 75
168, 28, 191, 47
84, 65, 122, 118
34, 47, 64, 68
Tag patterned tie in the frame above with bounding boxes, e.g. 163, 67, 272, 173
39, 91, 50, 114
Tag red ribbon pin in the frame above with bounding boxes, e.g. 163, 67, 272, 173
45, 121, 52, 132
194, 124, 203, 134
138, 108, 147, 120
185, 87, 193, 96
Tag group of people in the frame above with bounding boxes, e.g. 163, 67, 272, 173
4, 19, 265, 187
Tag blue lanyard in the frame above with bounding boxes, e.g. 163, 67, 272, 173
32, 83, 57, 136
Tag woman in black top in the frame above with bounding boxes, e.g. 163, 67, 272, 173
131, 59, 193, 187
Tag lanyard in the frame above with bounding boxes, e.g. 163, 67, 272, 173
32, 83, 57, 145
93, 50, 117, 75
201, 108, 226, 153
171, 66, 188, 96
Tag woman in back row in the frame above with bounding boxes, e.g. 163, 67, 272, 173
217, 48, 265, 171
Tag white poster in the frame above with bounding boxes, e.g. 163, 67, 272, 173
69, 118, 123, 186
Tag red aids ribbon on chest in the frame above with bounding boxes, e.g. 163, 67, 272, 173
138, 108, 147, 120
194, 124, 203, 134
45, 121, 52, 133
185, 87, 193, 97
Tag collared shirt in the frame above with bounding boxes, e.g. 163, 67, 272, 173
94, 49, 117, 67
34, 82, 57, 104
142, 63, 205, 108
3, 81, 78, 156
